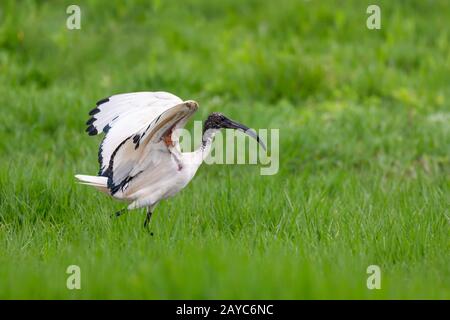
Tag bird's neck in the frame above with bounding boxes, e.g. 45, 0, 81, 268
180, 129, 218, 170
200, 129, 218, 160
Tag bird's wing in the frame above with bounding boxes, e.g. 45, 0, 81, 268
85, 91, 183, 175
101, 101, 198, 195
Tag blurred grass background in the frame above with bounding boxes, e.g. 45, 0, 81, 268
0, 0, 449, 299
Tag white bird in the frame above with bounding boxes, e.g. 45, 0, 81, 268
75, 91, 265, 228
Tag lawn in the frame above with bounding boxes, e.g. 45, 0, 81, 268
0, 0, 449, 299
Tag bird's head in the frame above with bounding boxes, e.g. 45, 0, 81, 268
203, 112, 266, 150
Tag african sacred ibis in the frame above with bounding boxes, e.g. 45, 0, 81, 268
75, 91, 265, 227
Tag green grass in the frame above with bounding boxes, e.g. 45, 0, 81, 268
0, 0, 449, 299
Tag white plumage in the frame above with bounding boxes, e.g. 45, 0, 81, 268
75, 91, 265, 227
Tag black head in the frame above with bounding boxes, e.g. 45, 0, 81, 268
203, 112, 266, 150
203, 112, 226, 131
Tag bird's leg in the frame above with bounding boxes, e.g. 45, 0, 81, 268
111, 208, 127, 219
143, 208, 153, 229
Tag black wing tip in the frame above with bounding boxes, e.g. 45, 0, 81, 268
86, 117, 96, 125
96, 97, 110, 106
98, 140, 105, 176
105, 136, 132, 195
132, 134, 142, 149
86, 125, 98, 136
87, 96, 109, 122
89, 107, 100, 116
103, 124, 112, 134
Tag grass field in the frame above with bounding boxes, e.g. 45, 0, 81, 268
0, 0, 449, 299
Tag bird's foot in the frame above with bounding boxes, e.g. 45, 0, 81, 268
111, 208, 127, 219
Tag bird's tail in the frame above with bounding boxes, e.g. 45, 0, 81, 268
75, 174, 109, 194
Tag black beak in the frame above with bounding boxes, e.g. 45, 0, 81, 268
221, 117, 266, 151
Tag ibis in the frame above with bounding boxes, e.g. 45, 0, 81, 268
75, 91, 265, 228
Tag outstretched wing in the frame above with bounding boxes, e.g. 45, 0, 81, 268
85, 91, 183, 175
102, 101, 198, 195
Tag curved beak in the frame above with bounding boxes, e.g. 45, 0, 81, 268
221, 117, 266, 151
